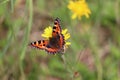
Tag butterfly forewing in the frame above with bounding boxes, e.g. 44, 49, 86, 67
30, 40, 49, 49
52, 18, 62, 37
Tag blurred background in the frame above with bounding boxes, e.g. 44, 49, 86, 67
0, 0, 120, 80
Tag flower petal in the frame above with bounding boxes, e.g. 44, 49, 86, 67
72, 13, 77, 19
64, 33, 70, 40
68, 0, 91, 20
62, 29, 68, 34
66, 42, 71, 45
41, 26, 52, 38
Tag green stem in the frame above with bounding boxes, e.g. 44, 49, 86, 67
20, 0, 33, 61
0, 31, 12, 59
61, 54, 74, 80
19, 0, 33, 78
115, 0, 120, 27
10, 0, 14, 13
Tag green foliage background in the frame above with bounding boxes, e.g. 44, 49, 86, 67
0, 0, 120, 80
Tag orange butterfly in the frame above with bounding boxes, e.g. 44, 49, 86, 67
29, 18, 65, 54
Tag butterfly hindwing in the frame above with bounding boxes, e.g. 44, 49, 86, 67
45, 34, 64, 54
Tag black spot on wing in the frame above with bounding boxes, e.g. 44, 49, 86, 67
55, 18, 61, 32
34, 42, 36, 44
53, 26, 56, 29
43, 44, 45, 46
30, 43, 33, 45
56, 32, 58, 34
38, 40, 41, 44
54, 21, 57, 25
43, 40, 45, 43
53, 31, 55, 33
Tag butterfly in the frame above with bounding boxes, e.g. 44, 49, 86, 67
29, 18, 65, 54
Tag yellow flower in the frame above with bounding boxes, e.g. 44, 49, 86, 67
41, 26, 52, 38
68, 0, 91, 19
42, 26, 71, 47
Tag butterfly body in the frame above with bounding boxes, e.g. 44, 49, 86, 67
30, 18, 65, 54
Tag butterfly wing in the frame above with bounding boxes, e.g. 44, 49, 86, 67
45, 47, 60, 54
45, 35, 65, 54
52, 18, 62, 37
30, 40, 49, 50
44, 18, 65, 54
53, 18, 65, 49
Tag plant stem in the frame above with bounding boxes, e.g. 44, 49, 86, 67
19, 0, 33, 79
